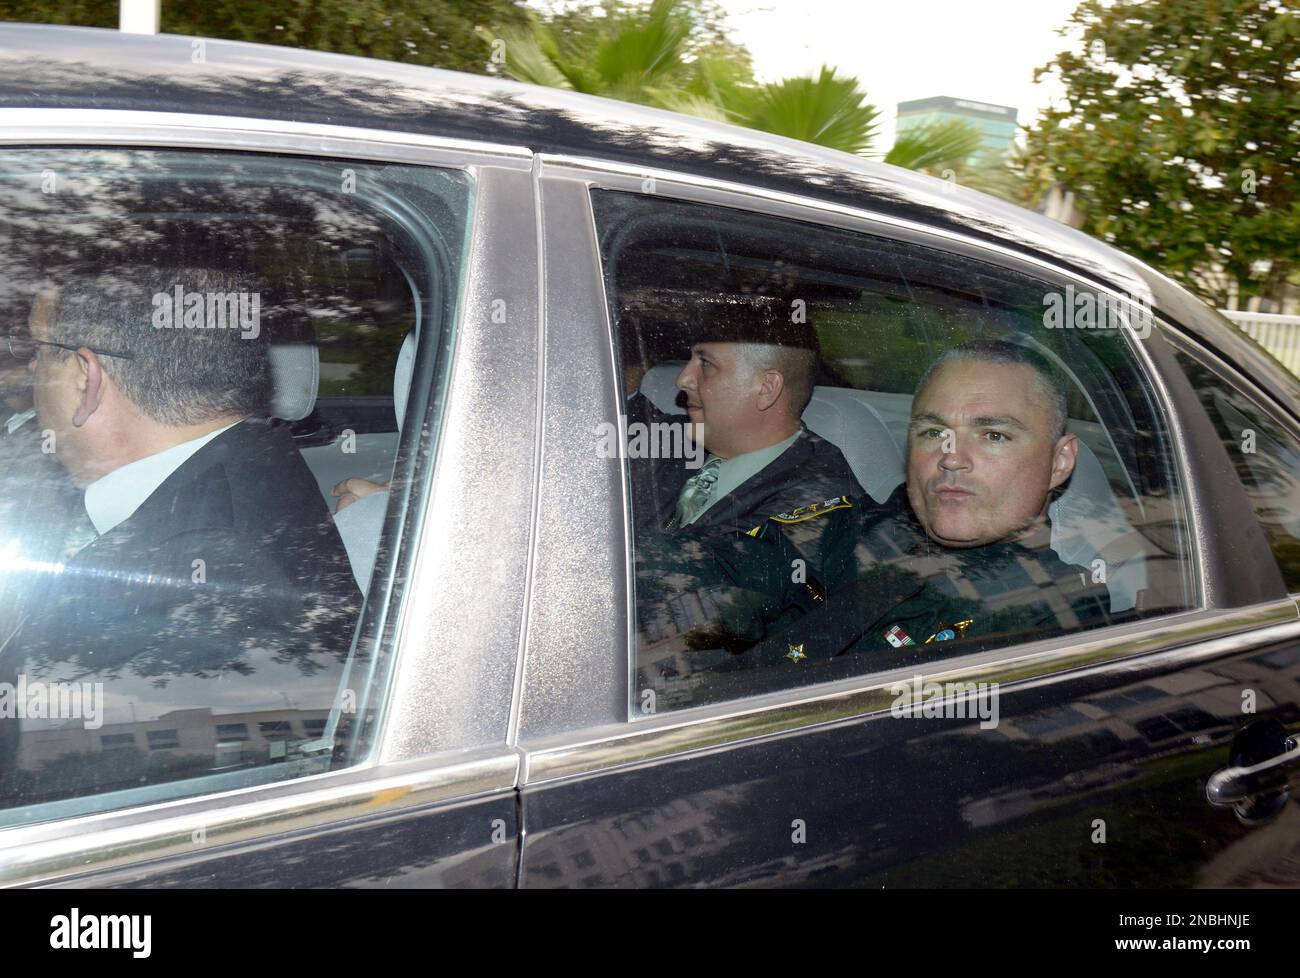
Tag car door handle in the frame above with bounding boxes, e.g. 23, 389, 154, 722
1206, 735, 1300, 806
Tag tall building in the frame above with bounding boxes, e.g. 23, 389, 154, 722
895, 96, 1019, 163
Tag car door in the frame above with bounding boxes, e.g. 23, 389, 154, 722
512, 156, 1300, 888
0, 111, 538, 887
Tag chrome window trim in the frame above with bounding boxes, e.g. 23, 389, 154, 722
511, 172, 630, 742
521, 601, 1299, 785
0, 108, 533, 169
0, 747, 520, 887
505, 156, 552, 746
535, 153, 1210, 737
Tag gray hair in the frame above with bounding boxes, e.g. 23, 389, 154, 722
47, 267, 272, 426
736, 342, 817, 420
915, 340, 1069, 439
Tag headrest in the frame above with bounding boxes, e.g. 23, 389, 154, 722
801, 387, 903, 503
393, 331, 416, 434
1049, 434, 1143, 612
641, 362, 686, 415
268, 343, 319, 421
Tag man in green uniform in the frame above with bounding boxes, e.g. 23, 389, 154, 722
632, 295, 866, 668
687, 339, 1112, 674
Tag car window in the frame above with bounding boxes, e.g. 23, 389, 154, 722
590, 190, 1195, 714
1170, 346, 1300, 592
0, 148, 471, 824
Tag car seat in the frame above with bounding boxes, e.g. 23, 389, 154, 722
329, 332, 415, 591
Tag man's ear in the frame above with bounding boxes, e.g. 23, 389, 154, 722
755, 368, 786, 412
71, 348, 107, 428
1048, 432, 1079, 491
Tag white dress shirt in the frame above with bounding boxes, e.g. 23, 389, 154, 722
83, 421, 241, 536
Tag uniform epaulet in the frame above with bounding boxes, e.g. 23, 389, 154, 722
768, 495, 853, 525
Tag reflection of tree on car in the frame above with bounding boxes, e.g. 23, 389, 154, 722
0, 268, 360, 807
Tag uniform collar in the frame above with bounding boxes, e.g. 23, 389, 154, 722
691, 428, 802, 523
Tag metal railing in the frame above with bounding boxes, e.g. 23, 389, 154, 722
1221, 310, 1300, 376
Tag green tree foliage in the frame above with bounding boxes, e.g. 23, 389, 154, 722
1019, 0, 1299, 308
727, 65, 881, 156
0, 0, 530, 74
883, 117, 984, 172
483, 0, 753, 116
493, 1, 1003, 187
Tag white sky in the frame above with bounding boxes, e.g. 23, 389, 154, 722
712, 0, 1087, 147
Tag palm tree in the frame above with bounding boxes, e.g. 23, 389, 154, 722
725, 66, 880, 156
482, 0, 702, 108
883, 117, 984, 171
486, 0, 1023, 199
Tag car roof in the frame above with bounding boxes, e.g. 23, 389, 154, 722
1, 23, 1294, 410
0, 25, 1142, 283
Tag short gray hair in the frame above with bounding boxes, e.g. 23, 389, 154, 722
47, 267, 272, 426
736, 342, 817, 419
915, 340, 1069, 439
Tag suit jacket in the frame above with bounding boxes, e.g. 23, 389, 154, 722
0, 418, 360, 807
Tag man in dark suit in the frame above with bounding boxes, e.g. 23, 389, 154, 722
0, 270, 359, 808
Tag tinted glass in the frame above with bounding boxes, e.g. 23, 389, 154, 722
0, 148, 471, 823
1172, 347, 1300, 591
591, 190, 1194, 714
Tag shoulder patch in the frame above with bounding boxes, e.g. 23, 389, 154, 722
769, 495, 853, 525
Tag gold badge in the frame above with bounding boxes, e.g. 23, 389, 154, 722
770, 495, 853, 525
786, 644, 808, 663
923, 619, 975, 644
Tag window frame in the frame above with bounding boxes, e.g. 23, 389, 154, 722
0, 109, 535, 885
514, 154, 1300, 786
1164, 328, 1300, 600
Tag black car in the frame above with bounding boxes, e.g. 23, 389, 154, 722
0, 23, 1298, 889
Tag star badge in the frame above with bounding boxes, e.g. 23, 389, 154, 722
786, 643, 807, 664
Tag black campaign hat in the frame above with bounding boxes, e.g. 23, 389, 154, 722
691, 293, 820, 352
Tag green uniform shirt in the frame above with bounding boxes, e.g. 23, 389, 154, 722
684, 431, 801, 526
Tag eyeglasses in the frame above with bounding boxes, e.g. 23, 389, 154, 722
5, 333, 135, 362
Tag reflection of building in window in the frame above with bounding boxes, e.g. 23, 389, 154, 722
1134, 706, 1218, 743
1252, 647, 1300, 671
14, 707, 336, 787
1091, 685, 1167, 712
1017, 706, 1090, 737
99, 733, 137, 751
216, 723, 249, 741
145, 729, 180, 750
